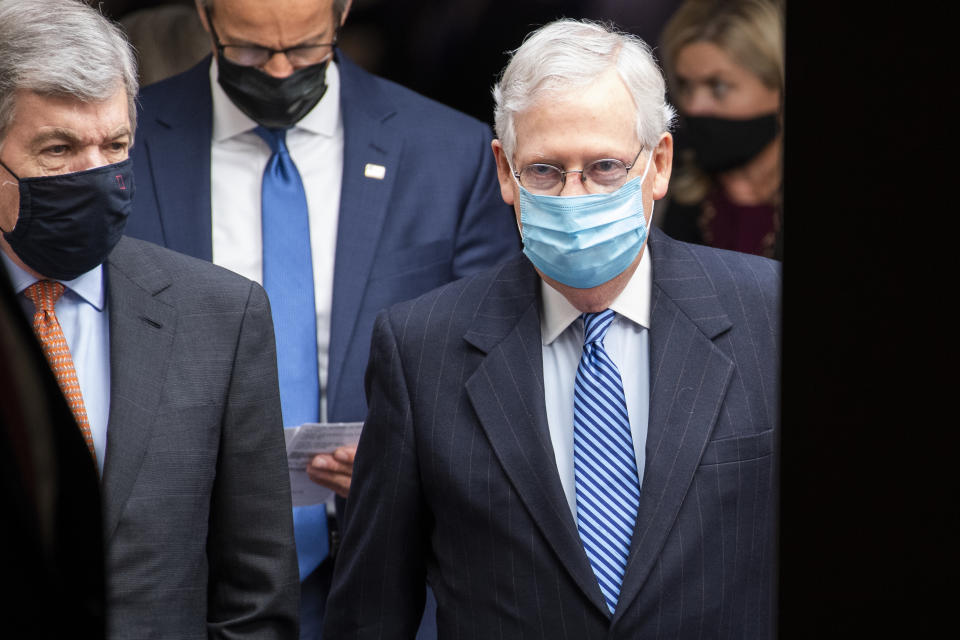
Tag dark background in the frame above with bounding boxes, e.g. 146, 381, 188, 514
93, 0, 960, 635
779, 1, 956, 636
96, 0, 679, 126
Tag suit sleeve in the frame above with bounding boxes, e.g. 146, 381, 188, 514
323, 309, 427, 639
450, 122, 521, 279
206, 282, 300, 639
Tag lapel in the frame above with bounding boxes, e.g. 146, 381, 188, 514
326, 53, 403, 411
100, 238, 178, 542
612, 229, 735, 623
464, 258, 611, 618
139, 57, 213, 261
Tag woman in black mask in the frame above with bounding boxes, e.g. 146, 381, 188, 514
659, 0, 783, 258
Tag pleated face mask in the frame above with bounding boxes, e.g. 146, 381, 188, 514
515, 150, 654, 289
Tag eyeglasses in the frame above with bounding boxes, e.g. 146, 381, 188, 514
513, 148, 644, 195
205, 9, 336, 68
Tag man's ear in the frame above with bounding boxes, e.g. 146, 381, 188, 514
491, 139, 517, 206
0, 160, 21, 234
340, 0, 355, 27
195, 1, 219, 60
651, 132, 673, 201
195, 0, 211, 33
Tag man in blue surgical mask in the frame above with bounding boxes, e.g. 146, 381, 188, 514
0, 1, 297, 636
324, 18, 782, 639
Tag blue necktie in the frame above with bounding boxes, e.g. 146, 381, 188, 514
573, 309, 641, 614
256, 126, 328, 579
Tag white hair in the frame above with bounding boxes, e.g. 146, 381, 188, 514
0, 0, 139, 143
493, 19, 676, 162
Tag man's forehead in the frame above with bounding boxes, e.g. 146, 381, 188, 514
512, 83, 639, 158
522, 73, 635, 119
211, 0, 337, 29
14, 87, 127, 109
9, 90, 130, 140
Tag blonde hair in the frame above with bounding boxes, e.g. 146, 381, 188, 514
660, 0, 784, 203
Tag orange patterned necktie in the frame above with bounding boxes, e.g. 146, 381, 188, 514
23, 280, 97, 467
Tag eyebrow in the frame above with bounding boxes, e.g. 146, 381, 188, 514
523, 151, 633, 167
29, 128, 82, 149
29, 126, 132, 150
676, 70, 733, 83
108, 126, 132, 140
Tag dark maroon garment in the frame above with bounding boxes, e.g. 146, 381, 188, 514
702, 186, 779, 258
661, 186, 780, 259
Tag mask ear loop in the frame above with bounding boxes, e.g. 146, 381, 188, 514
0, 158, 21, 181
637, 146, 656, 184
506, 157, 522, 188
629, 146, 657, 228
504, 158, 526, 237
0, 159, 21, 233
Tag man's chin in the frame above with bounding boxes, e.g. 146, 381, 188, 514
533, 245, 645, 313
537, 268, 628, 314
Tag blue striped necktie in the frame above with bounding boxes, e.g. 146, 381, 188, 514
255, 126, 328, 578
573, 309, 641, 614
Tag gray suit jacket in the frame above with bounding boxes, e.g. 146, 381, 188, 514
101, 236, 299, 638
324, 229, 781, 639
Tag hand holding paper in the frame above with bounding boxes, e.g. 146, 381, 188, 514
307, 446, 356, 498
285, 422, 362, 506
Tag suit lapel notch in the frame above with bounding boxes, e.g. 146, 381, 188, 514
101, 241, 178, 541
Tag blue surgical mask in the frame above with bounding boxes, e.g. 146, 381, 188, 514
515, 151, 654, 289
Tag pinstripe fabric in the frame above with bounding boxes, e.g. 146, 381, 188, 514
325, 229, 781, 640
24, 280, 96, 466
573, 310, 640, 614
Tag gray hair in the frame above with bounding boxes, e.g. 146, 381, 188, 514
0, 0, 139, 144
493, 19, 676, 162
201, 0, 351, 25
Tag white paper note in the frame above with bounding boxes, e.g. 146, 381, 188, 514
285, 422, 363, 507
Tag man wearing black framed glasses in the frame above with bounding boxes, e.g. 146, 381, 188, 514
126, 1, 519, 638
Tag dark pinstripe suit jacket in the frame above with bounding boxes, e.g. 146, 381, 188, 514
325, 229, 781, 639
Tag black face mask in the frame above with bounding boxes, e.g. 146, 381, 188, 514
678, 113, 780, 173
217, 55, 329, 129
0, 158, 134, 280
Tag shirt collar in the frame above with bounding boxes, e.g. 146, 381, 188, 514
209, 56, 341, 142
540, 245, 652, 345
1, 251, 105, 311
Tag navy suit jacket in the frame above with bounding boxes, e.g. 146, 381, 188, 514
325, 229, 781, 639
126, 52, 519, 423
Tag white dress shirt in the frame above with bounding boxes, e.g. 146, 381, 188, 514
2, 253, 110, 472
208, 59, 344, 421
540, 248, 652, 520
